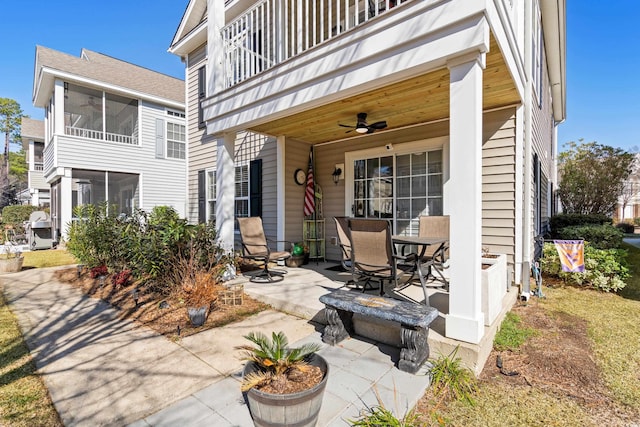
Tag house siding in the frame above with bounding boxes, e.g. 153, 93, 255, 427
482, 108, 517, 265
186, 44, 216, 223
530, 45, 556, 237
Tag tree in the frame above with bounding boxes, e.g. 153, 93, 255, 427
557, 140, 635, 216
0, 98, 24, 207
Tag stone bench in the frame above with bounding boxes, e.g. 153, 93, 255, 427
319, 289, 439, 374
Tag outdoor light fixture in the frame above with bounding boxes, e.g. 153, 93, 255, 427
332, 167, 342, 185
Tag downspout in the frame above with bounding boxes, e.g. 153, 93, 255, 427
521, 0, 534, 300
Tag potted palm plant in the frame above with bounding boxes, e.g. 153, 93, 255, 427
237, 331, 328, 427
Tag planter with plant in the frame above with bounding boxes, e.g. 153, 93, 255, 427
287, 242, 306, 268
0, 248, 24, 273
237, 331, 328, 427
0, 241, 24, 273
182, 271, 218, 326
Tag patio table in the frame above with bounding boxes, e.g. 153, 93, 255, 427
392, 235, 448, 293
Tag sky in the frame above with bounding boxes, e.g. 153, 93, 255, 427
1, 0, 188, 121
1, 1, 639, 151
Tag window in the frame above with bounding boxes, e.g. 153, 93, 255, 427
63, 83, 138, 145
349, 144, 444, 236
205, 165, 251, 225
167, 122, 186, 159
206, 169, 216, 222
235, 164, 249, 219
532, 0, 543, 106
167, 109, 185, 118
198, 66, 206, 129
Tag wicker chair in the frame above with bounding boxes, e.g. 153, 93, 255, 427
418, 215, 449, 290
348, 218, 416, 297
237, 217, 291, 283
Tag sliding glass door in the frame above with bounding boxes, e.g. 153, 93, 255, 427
348, 145, 443, 235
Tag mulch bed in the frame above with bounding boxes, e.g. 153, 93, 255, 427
54, 266, 269, 340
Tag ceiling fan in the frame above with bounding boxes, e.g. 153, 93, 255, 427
80, 96, 106, 111
339, 112, 387, 134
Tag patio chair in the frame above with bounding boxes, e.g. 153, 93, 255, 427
348, 218, 417, 299
418, 215, 449, 290
237, 217, 292, 283
334, 216, 371, 290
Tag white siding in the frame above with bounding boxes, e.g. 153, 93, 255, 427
50, 101, 187, 217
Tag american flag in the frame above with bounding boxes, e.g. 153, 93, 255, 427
303, 149, 315, 217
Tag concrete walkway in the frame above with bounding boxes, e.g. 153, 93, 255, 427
1, 265, 432, 426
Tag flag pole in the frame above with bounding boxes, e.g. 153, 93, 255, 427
312, 145, 319, 264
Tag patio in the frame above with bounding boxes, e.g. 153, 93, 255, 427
234, 260, 520, 375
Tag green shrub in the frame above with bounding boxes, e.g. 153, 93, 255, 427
555, 224, 623, 249
616, 222, 635, 234
540, 242, 629, 292
634, 217, 640, 226
1, 205, 40, 229
66, 204, 226, 295
549, 213, 611, 236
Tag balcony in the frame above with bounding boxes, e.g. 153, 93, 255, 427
205, 0, 524, 141
222, 0, 409, 88
65, 126, 138, 146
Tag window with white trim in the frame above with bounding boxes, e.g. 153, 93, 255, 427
235, 164, 249, 219
348, 139, 446, 236
532, 0, 543, 106
206, 169, 216, 222
167, 122, 186, 159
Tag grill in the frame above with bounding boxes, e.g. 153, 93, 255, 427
27, 211, 53, 250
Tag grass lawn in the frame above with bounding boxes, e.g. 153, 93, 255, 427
0, 249, 74, 425
21, 250, 77, 269
0, 289, 62, 426
424, 243, 640, 426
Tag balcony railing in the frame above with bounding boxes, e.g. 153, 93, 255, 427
222, 0, 408, 88
65, 126, 138, 145
33, 163, 44, 171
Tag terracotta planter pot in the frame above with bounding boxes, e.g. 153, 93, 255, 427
286, 255, 305, 268
243, 354, 328, 427
0, 257, 24, 273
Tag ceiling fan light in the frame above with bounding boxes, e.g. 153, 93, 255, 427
355, 125, 369, 134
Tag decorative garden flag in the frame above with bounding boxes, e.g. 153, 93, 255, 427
553, 240, 585, 273
303, 148, 315, 217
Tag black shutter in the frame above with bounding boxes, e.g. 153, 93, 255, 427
249, 159, 262, 217
198, 67, 206, 129
198, 169, 206, 223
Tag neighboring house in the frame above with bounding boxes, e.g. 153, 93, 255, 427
617, 153, 640, 221
32, 46, 187, 241
20, 117, 49, 207
169, 0, 565, 347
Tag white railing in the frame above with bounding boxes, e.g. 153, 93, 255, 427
222, 0, 408, 87
65, 126, 138, 145
34, 163, 44, 171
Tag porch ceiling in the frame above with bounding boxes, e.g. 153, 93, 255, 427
250, 36, 519, 145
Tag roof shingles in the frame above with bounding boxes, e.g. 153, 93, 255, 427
35, 46, 184, 104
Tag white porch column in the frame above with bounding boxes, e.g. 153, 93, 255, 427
207, 0, 226, 96
446, 53, 485, 344
60, 169, 73, 240
54, 80, 65, 136
276, 136, 286, 250
216, 132, 236, 252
